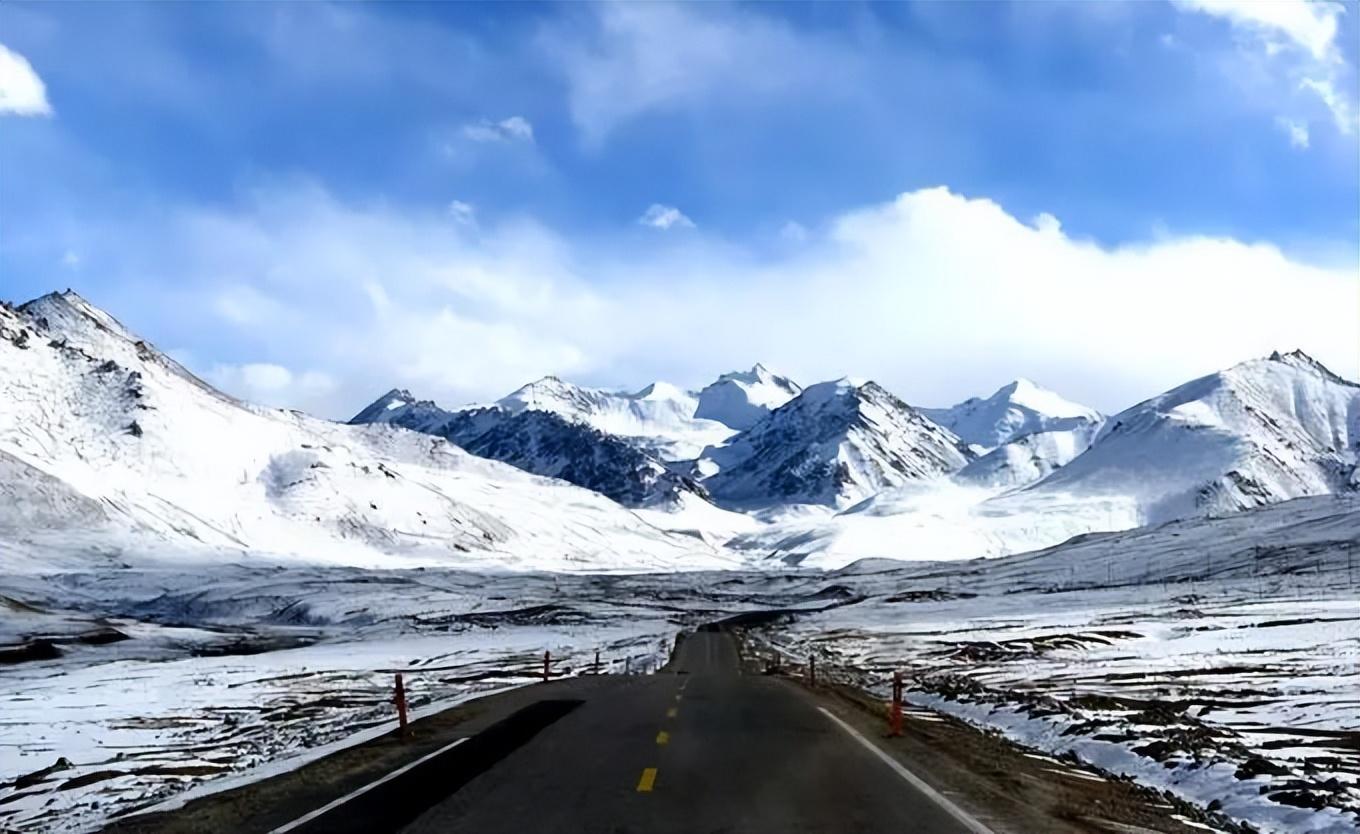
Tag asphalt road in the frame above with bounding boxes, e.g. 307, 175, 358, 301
383, 630, 983, 834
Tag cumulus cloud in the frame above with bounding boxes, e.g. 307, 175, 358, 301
0, 43, 53, 116
99, 183, 1357, 420
638, 204, 695, 230
461, 115, 534, 143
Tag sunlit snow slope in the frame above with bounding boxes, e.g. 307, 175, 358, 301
922, 377, 1102, 451
0, 292, 730, 573
1032, 351, 1360, 522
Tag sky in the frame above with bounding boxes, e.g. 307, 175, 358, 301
1, 0, 1357, 419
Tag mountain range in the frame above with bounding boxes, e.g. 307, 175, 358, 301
4, 289, 1358, 571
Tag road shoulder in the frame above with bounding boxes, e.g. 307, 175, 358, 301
763, 652, 1234, 834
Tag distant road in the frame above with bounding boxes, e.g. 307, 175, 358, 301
263, 630, 986, 834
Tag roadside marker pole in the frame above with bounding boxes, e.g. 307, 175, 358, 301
543, 650, 551, 683
625, 656, 632, 675
809, 655, 816, 687
393, 673, 409, 739
594, 650, 601, 675
889, 671, 903, 738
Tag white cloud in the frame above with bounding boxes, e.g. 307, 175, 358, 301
461, 115, 534, 143
1175, 0, 1356, 139
1175, 0, 1342, 61
1300, 76, 1356, 134
543, 3, 856, 143
447, 200, 476, 225
1275, 116, 1311, 148
212, 284, 287, 327
207, 362, 337, 411
638, 204, 695, 230
109, 183, 1356, 419
61, 250, 81, 270
1031, 213, 1063, 235
0, 43, 53, 116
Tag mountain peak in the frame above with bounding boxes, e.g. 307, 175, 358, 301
696, 364, 802, 430
631, 380, 690, 402
20, 289, 138, 345
701, 374, 969, 508
922, 378, 1100, 450
1039, 347, 1360, 522
1264, 349, 1355, 386
349, 387, 446, 427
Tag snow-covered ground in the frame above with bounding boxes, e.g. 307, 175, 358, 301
751, 497, 1360, 834
4, 496, 1356, 834
0, 567, 744, 833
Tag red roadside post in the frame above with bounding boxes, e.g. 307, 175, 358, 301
543, 650, 551, 683
394, 673, 410, 739
888, 671, 903, 738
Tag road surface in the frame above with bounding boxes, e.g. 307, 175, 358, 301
271, 629, 985, 834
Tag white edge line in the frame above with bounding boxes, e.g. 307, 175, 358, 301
818, 707, 995, 834
267, 736, 469, 834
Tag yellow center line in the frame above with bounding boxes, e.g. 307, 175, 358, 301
666, 706, 678, 718
637, 767, 658, 792
656, 730, 670, 745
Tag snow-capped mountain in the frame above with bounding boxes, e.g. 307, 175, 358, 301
8, 289, 1358, 574
349, 389, 705, 506
457, 409, 706, 507
1030, 350, 1360, 522
954, 421, 1104, 488
349, 366, 803, 505
922, 378, 1102, 451
701, 379, 974, 509
497, 376, 736, 460
694, 363, 802, 430
347, 388, 452, 431
0, 291, 726, 573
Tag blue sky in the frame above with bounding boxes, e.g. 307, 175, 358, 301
1, 1, 1357, 418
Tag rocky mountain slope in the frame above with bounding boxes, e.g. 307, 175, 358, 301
350, 389, 706, 507
700, 379, 974, 508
